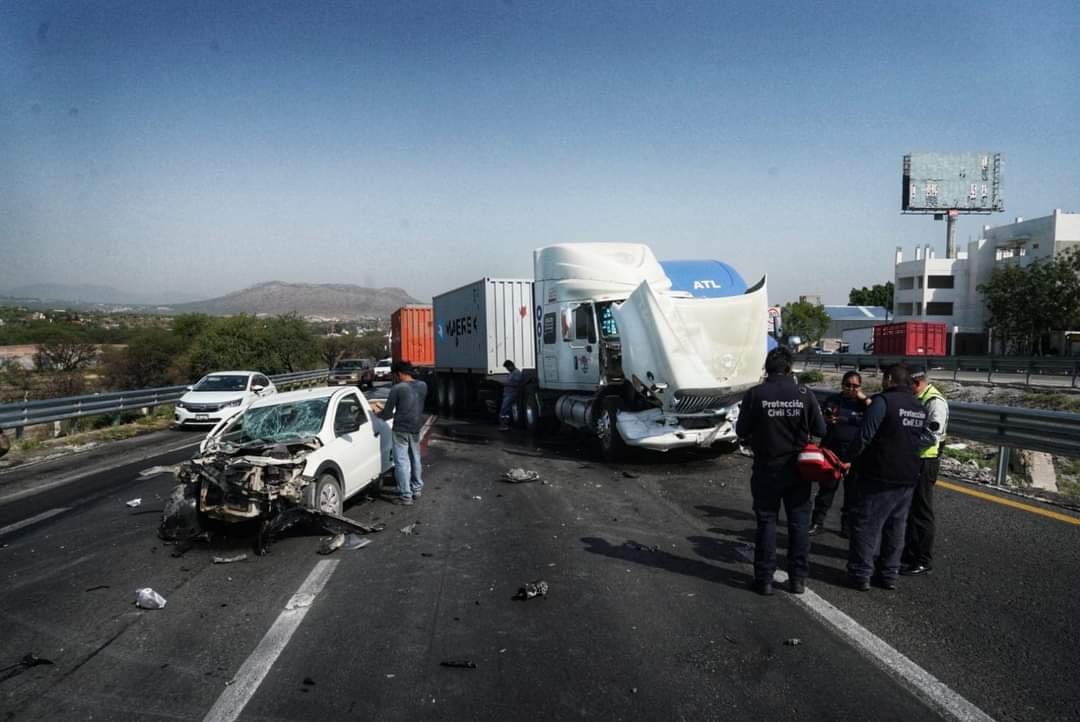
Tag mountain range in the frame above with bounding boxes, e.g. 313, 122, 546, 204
0, 281, 422, 320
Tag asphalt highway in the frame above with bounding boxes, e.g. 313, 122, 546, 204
2, 405, 1078, 720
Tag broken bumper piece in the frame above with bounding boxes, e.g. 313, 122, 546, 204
614, 408, 737, 450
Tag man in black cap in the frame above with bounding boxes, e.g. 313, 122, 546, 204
735, 346, 826, 596
841, 364, 927, 591
901, 365, 950, 576
378, 361, 428, 505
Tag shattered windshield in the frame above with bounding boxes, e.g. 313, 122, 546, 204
227, 398, 330, 444
194, 375, 249, 392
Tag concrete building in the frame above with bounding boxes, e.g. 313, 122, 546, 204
893, 209, 1080, 354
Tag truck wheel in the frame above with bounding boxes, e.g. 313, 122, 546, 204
510, 395, 524, 428
436, 374, 449, 412
304, 472, 343, 515
596, 398, 627, 463
524, 389, 542, 434
447, 375, 460, 416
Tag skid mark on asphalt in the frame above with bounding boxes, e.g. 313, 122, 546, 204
938, 480, 1080, 526
202, 560, 339, 722
773, 569, 995, 722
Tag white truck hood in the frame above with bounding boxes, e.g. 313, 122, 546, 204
612, 278, 768, 411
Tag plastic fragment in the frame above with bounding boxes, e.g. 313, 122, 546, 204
318, 534, 345, 555
514, 580, 549, 600
400, 522, 420, 535
440, 660, 477, 669
502, 468, 541, 484
135, 588, 167, 609
783, 638, 802, 647
126, 498, 142, 508
213, 553, 248, 564
342, 534, 372, 550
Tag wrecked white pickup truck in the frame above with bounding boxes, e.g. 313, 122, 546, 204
160, 386, 393, 553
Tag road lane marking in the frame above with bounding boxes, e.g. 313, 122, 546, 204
202, 560, 339, 722
938, 480, 1080, 526
420, 414, 437, 440
774, 570, 995, 722
0, 507, 71, 536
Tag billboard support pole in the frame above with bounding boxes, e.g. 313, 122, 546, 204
946, 212, 958, 258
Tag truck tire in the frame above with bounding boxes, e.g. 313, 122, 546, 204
510, 392, 524, 428
304, 472, 344, 515
449, 375, 464, 416
524, 388, 542, 434
596, 397, 627, 463
436, 374, 449, 413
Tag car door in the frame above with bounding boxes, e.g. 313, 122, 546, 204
330, 392, 382, 497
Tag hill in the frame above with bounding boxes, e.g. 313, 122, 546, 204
4, 283, 200, 306
172, 281, 421, 319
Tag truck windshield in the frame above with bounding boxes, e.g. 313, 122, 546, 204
227, 398, 330, 443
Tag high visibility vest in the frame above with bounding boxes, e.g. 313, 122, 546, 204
917, 383, 947, 458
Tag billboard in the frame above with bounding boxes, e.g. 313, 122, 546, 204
902, 152, 1003, 213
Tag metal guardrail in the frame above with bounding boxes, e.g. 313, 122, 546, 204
797, 352, 1080, 387
0, 369, 330, 434
811, 388, 1080, 484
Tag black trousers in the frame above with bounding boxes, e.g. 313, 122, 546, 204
811, 466, 859, 527
751, 466, 812, 583
903, 457, 940, 566
848, 481, 914, 583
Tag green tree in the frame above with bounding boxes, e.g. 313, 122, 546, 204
781, 300, 831, 346
264, 314, 319, 372
102, 329, 187, 390
186, 315, 276, 379
848, 282, 894, 312
320, 335, 360, 369
171, 314, 213, 346
979, 251, 1080, 354
32, 327, 98, 372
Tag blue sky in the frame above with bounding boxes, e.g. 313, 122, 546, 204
2, 0, 1077, 305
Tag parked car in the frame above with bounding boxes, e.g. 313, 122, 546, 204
329, 358, 375, 389
174, 371, 276, 427
373, 357, 392, 381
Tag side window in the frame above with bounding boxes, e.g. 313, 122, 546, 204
543, 313, 556, 344
574, 305, 597, 343
334, 395, 366, 435
257, 375, 270, 387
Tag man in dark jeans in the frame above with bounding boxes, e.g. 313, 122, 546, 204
735, 347, 826, 596
809, 371, 871, 538
841, 364, 927, 591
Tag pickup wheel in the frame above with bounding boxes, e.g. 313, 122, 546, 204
596, 398, 627, 463
304, 472, 344, 516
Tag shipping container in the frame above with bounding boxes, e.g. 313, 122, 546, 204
872, 322, 947, 356
841, 325, 879, 354
433, 279, 535, 375
391, 305, 434, 368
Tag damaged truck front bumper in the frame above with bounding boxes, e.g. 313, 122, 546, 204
615, 406, 738, 451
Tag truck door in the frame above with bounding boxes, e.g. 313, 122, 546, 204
559, 302, 600, 388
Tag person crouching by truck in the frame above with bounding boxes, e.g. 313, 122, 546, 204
735, 347, 827, 596
809, 371, 872, 538
498, 360, 524, 431
378, 361, 428, 506
840, 364, 927, 591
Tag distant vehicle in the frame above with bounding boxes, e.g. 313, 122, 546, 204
329, 358, 375, 389
174, 371, 276, 427
161, 387, 393, 542
373, 357, 392, 380
814, 348, 836, 355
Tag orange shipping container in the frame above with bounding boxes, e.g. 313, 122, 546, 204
391, 305, 434, 368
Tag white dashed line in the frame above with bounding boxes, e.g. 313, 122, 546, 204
202, 560, 339, 722
0, 507, 71, 536
773, 570, 996, 722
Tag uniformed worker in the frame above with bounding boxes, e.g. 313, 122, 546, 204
901, 365, 949, 576
841, 364, 927, 591
808, 370, 871, 538
735, 346, 826, 596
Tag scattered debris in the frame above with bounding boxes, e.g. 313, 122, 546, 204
502, 468, 541, 484
783, 638, 802, 647
139, 465, 181, 478
440, 660, 477, 669
85, 584, 109, 592
945, 442, 968, 450
302, 677, 316, 686
386, 673, 396, 678
421, 552, 434, 557
342, 534, 372, 550
212, 553, 248, 564
631, 687, 639, 694
470, 495, 483, 501
253, 508, 385, 555
621, 471, 638, 479
286, 593, 314, 610
135, 588, 167, 609
400, 522, 420, 535
0, 654, 54, 683
318, 534, 345, 555
514, 580, 549, 600
125, 498, 143, 508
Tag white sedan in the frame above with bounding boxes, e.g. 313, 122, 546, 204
174, 371, 276, 427
193, 387, 393, 520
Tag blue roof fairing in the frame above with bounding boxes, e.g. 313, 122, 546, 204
659, 260, 748, 298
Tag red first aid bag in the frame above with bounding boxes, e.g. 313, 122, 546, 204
797, 443, 844, 486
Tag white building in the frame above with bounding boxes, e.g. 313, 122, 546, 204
893, 209, 1080, 354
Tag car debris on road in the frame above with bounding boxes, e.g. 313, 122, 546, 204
514, 580, 549, 600
125, 498, 142, 508
212, 553, 248, 564
502, 468, 541, 484
135, 588, 167, 609
400, 521, 420, 535
440, 660, 478, 669
783, 638, 802, 647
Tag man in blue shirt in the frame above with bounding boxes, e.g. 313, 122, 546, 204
498, 360, 525, 431
378, 361, 428, 506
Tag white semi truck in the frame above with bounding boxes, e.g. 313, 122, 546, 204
427, 243, 768, 460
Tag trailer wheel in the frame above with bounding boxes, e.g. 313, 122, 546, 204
436, 374, 449, 412
449, 375, 465, 416
596, 397, 627, 462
